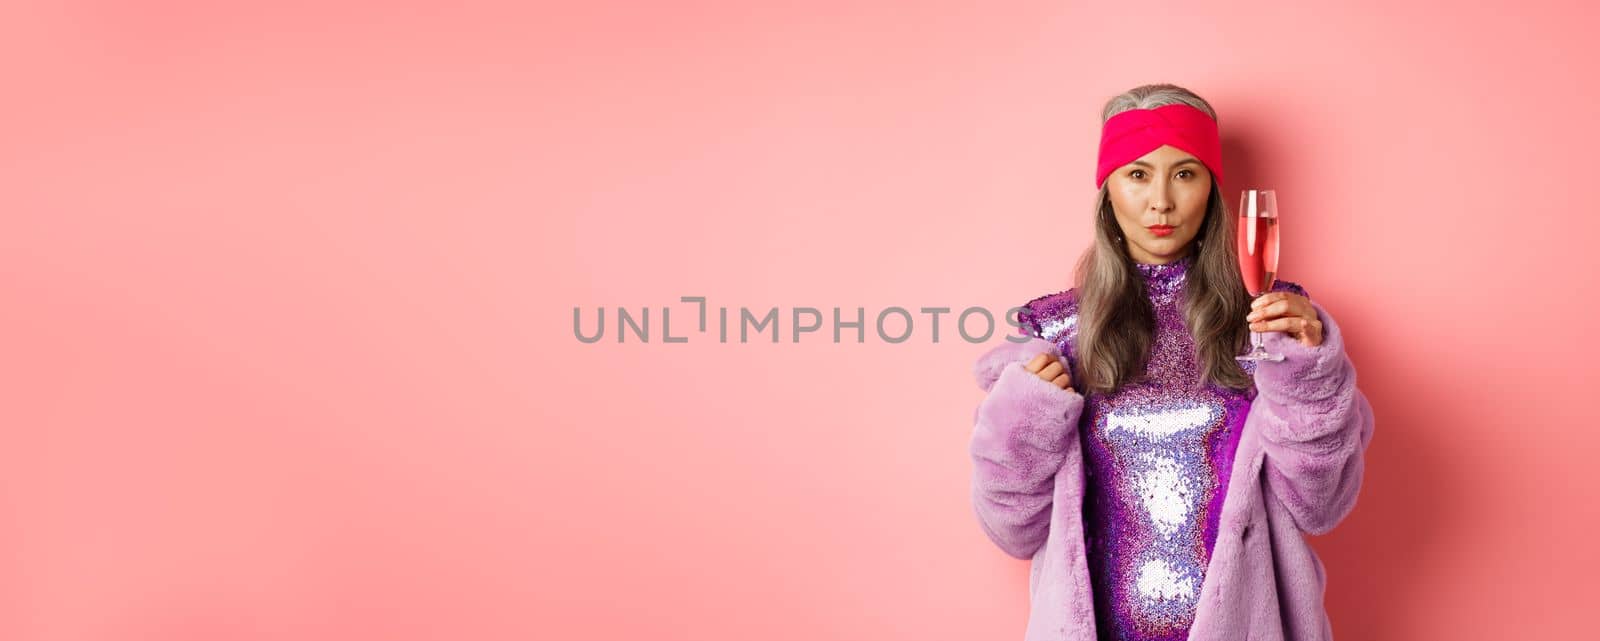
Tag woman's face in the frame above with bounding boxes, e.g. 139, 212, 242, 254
1105, 144, 1212, 265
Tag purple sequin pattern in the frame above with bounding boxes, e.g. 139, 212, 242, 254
1020, 254, 1306, 641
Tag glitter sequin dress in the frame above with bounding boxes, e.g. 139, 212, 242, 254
1017, 253, 1307, 641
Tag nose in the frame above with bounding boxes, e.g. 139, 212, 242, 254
1149, 182, 1174, 216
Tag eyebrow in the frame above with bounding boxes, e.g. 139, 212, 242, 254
1129, 159, 1201, 168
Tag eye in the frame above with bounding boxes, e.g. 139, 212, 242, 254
1178, 169, 1194, 179
1129, 170, 1146, 179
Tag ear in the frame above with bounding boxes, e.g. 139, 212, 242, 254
973, 337, 1061, 393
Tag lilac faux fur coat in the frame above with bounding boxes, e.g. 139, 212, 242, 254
968, 299, 1375, 641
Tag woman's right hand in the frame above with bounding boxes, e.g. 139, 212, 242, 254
1024, 353, 1073, 391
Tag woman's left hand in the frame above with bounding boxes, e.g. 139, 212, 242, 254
1246, 292, 1324, 348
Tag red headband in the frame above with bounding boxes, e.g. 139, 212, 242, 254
1095, 103, 1223, 189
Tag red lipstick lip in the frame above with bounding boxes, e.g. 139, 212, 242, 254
1147, 225, 1174, 237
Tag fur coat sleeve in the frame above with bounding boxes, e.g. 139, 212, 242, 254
968, 334, 1086, 560
1251, 299, 1377, 535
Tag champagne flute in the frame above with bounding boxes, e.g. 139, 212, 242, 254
1236, 188, 1283, 362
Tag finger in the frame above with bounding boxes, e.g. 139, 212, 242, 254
1250, 292, 1281, 310
1249, 317, 1300, 334
1038, 361, 1064, 381
1024, 353, 1052, 373
1252, 315, 1318, 336
1052, 374, 1073, 390
1246, 298, 1291, 322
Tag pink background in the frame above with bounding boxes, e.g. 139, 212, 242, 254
4, 1, 1596, 639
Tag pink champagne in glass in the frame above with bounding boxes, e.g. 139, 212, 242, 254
1236, 189, 1283, 362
